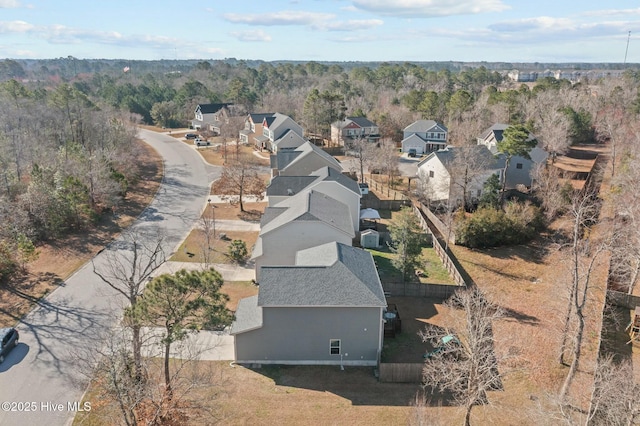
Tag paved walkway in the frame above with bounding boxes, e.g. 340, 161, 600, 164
141, 327, 235, 361
155, 261, 255, 281
213, 218, 260, 232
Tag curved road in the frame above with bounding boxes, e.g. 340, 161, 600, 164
0, 129, 219, 425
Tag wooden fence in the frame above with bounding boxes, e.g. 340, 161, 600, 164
607, 289, 640, 310
378, 363, 424, 383
416, 202, 456, 245
383, 282, 460, 299
412, 203, 468, 287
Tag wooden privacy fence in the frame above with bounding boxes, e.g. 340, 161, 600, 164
379, 363, 423, 383
607, 290, 640, 310
383, 282, 460, 299
412, 202, 468, 287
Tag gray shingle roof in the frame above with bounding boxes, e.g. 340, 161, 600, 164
417, 145, 505, 171
230, 296, 263, 334
197, 103, 232, 114
348, 116, 377, 128
260, 190, 354, 237
258, 242, 386, 307
266, 166, 359, 198
480, 123, 509, 142
404, 119, 448, 133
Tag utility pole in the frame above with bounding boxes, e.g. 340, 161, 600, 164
624, 31, 631, 65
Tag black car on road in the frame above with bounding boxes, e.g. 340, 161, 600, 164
0, 327, 19, 363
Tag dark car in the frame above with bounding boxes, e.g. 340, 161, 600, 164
0, 327, 19, 363
185, 133, 198, 140
408, 148, 417, 157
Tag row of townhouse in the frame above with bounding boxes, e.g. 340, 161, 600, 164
230, 119, 388, 367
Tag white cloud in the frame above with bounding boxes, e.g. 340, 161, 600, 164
223, 11, 335, 26
351, 0, 510, 17
315, 19, 383, 31
230, 29, 272, 42
0, 20, 34, 33
581, 8, 640, 17
0, 0, 21, 8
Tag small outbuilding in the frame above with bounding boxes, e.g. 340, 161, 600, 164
360, 229, 380, 248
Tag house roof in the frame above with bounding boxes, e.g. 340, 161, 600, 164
404, 119, 448, 133
257, 242, 386, 307
197, 103, 232, 114
263, 113, 303, 139
230, 296, 263, 334
417, 145, 505, 172
272, 129, 306, 148
249, 112, 274, 124
259, 189, 354, 237
266, 175, 318, 197
479, 123, 509, 142
270, 141, 343, 173
348, 116, 377, 128
401, 133, 428, 145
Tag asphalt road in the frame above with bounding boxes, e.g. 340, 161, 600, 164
0, 129, 219, 425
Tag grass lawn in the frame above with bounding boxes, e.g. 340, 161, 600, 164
366, 246, 455, 285
170, 230, 259, 264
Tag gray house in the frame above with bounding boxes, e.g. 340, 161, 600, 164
232, 242, 387, 366
401, 120, 448, 154
477, 123, 548, 189
252, 189, 355, 279
266, 166, 361, 232
270, 141, 343, 178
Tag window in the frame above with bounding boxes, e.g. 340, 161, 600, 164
516, 163, 523, 169
330, 339, 341, 355
429, 170, 434, 178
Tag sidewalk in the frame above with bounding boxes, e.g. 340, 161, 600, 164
155, 260, 255, 281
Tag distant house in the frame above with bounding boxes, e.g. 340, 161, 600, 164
401, 120, 448, 154
477, 123, 548, 189
261, 113, 304, 153
232, 241, 387, 366
267, 166, 361, 232
191, 103, 234, 133
239, 112, 274, 148
416, 146, 504, 207
331, 116, 380, 147
270, 140, 342, 178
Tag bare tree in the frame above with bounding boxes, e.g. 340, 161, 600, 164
92, 228, 166, 381
446, 145, 494, 211
420, 287, 505, 426
587, 355, 640, 424
558, 189, 608, 401
213, 153, 266, 212
350, 136, 376, 183
531, 162, 571, 221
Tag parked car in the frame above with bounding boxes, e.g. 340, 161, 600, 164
195, 138, 211, 147
0, 327, 19, 363
408, 148, 417, 158
185, 133, 198, 140
424, 334, 461, 359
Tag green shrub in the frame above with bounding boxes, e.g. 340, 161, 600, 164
456, 202, 545, 248
227, 240, 248, 264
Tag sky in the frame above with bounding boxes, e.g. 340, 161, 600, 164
1, 0, 639, 63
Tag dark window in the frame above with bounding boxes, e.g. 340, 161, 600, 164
330, 339, 341, 355
429, 170, 434, 178
516, 163, 523, 169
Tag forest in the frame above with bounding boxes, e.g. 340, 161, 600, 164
1, 57, 640, 286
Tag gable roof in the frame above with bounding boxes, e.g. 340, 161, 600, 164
260, 189, 354, 237
418, 145, 504, 173
197, 103, 232, 114
272, 129, 306, 148
271, 141, 343, 173
401, 133, 429, 145
479, 123, 509, 142
258, 242, 386, 307
266, 175, 317, 197
309, 166, 360, 196
348, 116, 377, 128
230, 296, 262, 334
249, 112, 275, 124
404, 119, 448, 134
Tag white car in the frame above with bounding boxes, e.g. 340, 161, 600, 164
195, 138, 211, 147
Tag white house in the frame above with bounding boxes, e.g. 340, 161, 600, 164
416, 146, 504, 207
401, 120, 448, 154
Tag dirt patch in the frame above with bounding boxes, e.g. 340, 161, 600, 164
222, 281, 259, 312
0, 139, 163, 327
205, 202, 267, 222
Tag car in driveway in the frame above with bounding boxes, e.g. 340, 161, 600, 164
185, 133, 198, 140
0, 327, 19, 363
195, 138, 211, 147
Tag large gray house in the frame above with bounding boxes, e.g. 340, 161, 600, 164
232, 242, 387, 366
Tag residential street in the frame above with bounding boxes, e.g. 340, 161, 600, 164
0, 129, 219, 426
